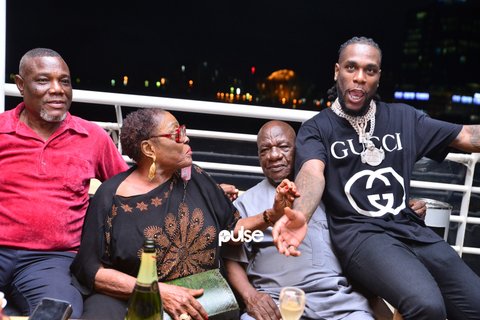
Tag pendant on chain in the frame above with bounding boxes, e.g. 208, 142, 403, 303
360, 141, 385, 166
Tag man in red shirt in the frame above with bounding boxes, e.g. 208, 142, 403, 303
0, 48, 129, 318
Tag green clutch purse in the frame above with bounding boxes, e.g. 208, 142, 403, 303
163, 269, 239, 320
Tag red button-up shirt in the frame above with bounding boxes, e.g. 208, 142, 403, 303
0, 103, 129, 251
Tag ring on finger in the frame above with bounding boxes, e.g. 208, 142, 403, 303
179, 313, 191, 320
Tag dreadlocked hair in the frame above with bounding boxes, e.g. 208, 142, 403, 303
338, 36, 382, 64
327, 85, 337, 102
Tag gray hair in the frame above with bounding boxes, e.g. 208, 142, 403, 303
19, 48, 64, 75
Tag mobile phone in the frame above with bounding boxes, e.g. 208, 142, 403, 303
29, 298, 72, 320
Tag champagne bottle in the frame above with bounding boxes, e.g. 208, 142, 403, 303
125, 238, 163, 320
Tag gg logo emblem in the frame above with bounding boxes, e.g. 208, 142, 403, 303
344, 167, 406, 217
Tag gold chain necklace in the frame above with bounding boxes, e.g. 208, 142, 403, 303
331, 98, 376, 143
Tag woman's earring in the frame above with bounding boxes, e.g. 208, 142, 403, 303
148, 155, 156, 181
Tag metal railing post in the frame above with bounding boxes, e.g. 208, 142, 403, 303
114, 104, 123, 153
3, 82, 480, 258
454, 154, 478, 256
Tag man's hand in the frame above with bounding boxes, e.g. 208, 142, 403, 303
271, 159, 324, 256
409, 198, 427, 220
244, 291, 281, 320
272, 207, 307, 256
219, 183, 239, 201
269, 179, 300, 222
159, 283, 208, 320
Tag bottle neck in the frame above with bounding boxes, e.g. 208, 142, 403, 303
136, 251, 158, 285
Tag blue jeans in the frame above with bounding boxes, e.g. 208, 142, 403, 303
345, 234, 480, 320
0, 249, 83, 318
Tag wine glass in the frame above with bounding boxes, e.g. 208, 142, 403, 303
279, 287, 305, 320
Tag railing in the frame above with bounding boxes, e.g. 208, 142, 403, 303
3, 83, 480, 259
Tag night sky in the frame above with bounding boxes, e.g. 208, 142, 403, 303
5, 0, 434, 96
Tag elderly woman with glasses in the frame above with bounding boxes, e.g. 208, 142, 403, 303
71, 108, 290, 320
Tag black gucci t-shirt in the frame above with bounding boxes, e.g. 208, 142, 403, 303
295, 101, 462, 268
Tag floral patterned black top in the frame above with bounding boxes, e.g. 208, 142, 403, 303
71, 164, 240, 292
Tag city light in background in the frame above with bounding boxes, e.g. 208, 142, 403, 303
4, 0, 480, 122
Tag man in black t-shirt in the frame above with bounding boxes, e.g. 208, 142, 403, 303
272, 36, 480, 320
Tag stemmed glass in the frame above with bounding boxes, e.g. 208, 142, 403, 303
279, 287, 305, 320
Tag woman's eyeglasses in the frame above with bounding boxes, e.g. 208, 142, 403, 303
150, 125, 187, 143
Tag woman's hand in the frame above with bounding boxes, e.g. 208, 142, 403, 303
159, 283, 208, 320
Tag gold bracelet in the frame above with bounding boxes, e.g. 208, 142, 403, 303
263, 209, 273, 226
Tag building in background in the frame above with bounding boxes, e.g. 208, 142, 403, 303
394, 0, 480, 123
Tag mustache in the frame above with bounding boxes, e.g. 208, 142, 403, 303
348, 88, 367, 95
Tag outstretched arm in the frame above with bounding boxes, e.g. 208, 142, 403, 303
272, 159, 325, 256
292, 159, 326, 220
450, 125, 480, 152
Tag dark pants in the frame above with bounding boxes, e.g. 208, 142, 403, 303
82, 293, 127, 319
345, 234, 480, 320
0, 249, 83, 318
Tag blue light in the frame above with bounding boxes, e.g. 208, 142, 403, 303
461, 96, 473, 104
394, 91, 403, 99
403, 92, 415, 100
452, 95, 461, 103
474, 93, 480, 105
415, 92, 429, 101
